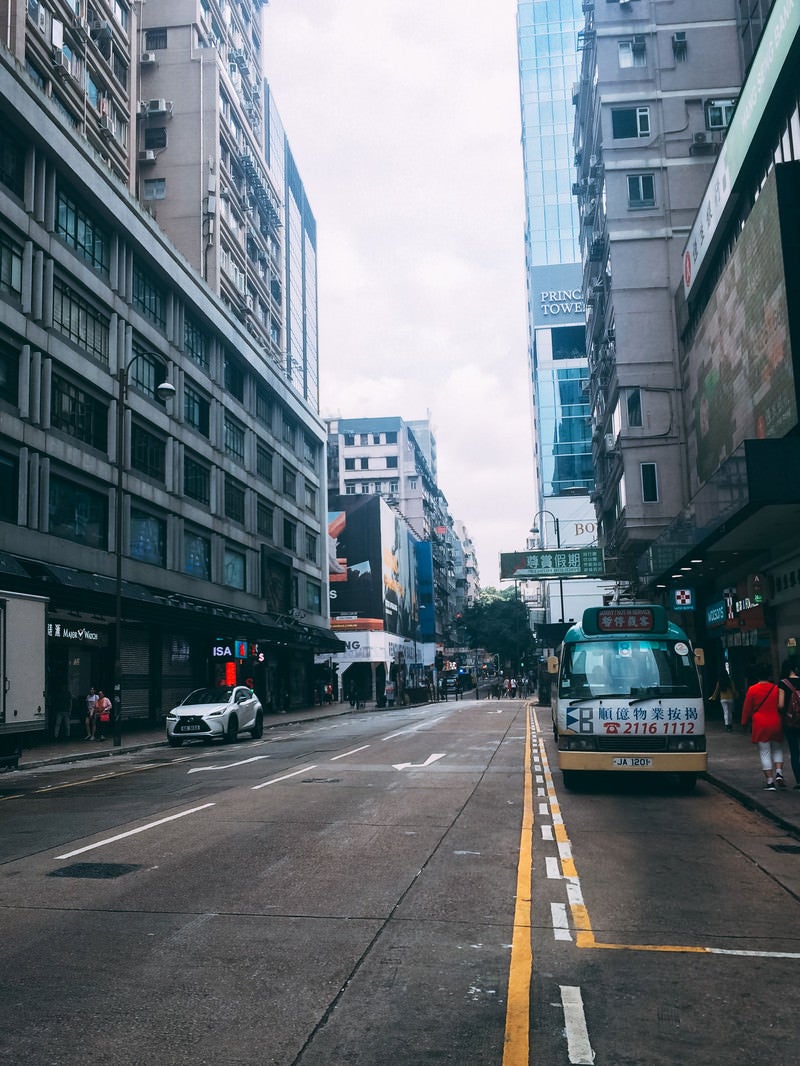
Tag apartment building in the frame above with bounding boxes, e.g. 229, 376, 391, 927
0, 0, 338, 726
572, 0, 742, 582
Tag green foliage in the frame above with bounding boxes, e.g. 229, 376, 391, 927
461, 592, 535, 670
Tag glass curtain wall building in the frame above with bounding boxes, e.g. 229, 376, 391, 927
517, 0, 600, 625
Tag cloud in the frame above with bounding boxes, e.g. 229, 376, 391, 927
263, 1, 533, 585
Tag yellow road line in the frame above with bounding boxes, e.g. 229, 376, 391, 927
503, 704, 534, 1066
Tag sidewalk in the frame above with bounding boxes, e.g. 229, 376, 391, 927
7, 700, 800, 838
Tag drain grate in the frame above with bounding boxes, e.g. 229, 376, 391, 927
49, 862, 141, 879
769, 845, 800, 854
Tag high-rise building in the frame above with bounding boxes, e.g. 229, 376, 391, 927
572, 0, 742, 583
517, 0, 600, 627
0, 0, 337, 726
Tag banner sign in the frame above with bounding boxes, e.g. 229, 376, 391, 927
500, 548, 604, 580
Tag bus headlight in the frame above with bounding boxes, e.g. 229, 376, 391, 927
667, 736, 706, 752
562, 736, 597, 751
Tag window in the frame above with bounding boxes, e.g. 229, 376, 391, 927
0, 232, 23, 298
283, 416, 296, 448
0, 123, 25, 198
344, 458, 356, 471
627, 388, 643, 428
224, 352, 244, 401
49, 474, 107, 548
129, 345, 168, 400
129, 509, 166, 566
145, 27, 167, 49
143, 178, 166, 200
359, 434, 368, 445
112, 49, 128, 89
386, 455, 398, 469
306, 580, 322, 614
183, 314, 208, 369
255, 386, 272, 428
144, 127, 167, 151
132, 262, 166, 329
283, 517, 296, 551
283, 465, 296, 499
257, 499, 273, 538
385, 431, 397, 444
0, 452, 18, 522
184, 454, 210, 504
672, 31, 687, 61
184, 382, 210, 437
52, 280, 110, 363
389, 480, 399, 494
131, 423, 166, 481
51, 374, 108, 450
618, 37, 646, 68
359, 457, 370, 470
345, 481, 356, 494
224, 475, 245, 523
641, 462, 659, 503
55, 185, 110, 276
183, 530, 210, 579
409, 477, 418, 489
256, 442, 273, 482
304, 481, 317, 511
705, 99, 736, 130
343, 433, 355, 446
303, 435, 317, 468
224, 415, 245, 460
0, 341, 19, 404
305, 530, 318, 563
223, 546, 245, 589
612, 107, 650, 139
626, 174, 655, 208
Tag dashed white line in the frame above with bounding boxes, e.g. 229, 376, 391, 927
546, 856, 562, 879
330, 745, 370, 761
551, 902, 572, 941
560, 985, 595, 1064
251, 764, 317, 790
56, 803, 216, 859
538, 802, 549, 815
541, 824, 554, 841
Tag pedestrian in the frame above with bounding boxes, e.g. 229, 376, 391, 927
510, 677, 518, 698
709, 669, 738, 731
94, 690, 112, 741
84, 686, 98, 740
741, 665, 785, 790
777, 659, 800, 789
52, 682, 73, 741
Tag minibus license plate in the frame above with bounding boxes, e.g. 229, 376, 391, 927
612, 757, 652, 767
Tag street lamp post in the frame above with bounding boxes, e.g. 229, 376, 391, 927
531, 509, 565, 623
112, 358, 175, 747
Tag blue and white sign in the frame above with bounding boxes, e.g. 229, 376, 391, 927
671, 588, 695, 611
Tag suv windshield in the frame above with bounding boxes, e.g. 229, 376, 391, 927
183, 687, 234, 705
559, 639, 701, 700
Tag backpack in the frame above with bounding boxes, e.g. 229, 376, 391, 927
782, 679, 800, 729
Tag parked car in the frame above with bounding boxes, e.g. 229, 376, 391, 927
166, 685, 263, 747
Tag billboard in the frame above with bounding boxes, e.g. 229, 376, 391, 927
531, 263, 585, 328
327, 495, 418, 637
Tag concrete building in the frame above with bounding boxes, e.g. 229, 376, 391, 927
0, 0, 338, 728
638, 0, 800, 690
516, 1, 607, 629
571, 0, 743, 583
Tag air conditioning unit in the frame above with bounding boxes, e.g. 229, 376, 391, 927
37, 7, 47, 33
147, 99, 172, 115
694, 131, 707, 143
98, 114, 114, 138
140, 51, 157, 65
619, 0, 631, 7
91, 19, 112, 37
51, 49, 69, 74
604, 433, 617, 454
138, 149, 157, 163
137, 100, 149, 117
74, 17, 91, 40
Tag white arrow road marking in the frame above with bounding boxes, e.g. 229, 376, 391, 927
187, 755, 271, 774
392, 753, 446, 771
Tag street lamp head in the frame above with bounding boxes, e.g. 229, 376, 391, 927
156, 380, 176, 402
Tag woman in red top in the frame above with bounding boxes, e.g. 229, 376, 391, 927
741, 665, 785, 790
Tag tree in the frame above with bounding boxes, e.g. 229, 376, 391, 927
461, 590, 535, 673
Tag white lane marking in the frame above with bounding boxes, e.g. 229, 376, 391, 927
330, 745, 370, 761
558, 841, 573, 860
560, 985, 595, 1064
537, 787, 546, 797
56, 803, 216, 859
251, 764, 317, 790
393, 753, 446, 771
566, 879, 585, 908
187, 755, 271, 774
551, 902, 572, 941
538, 802, 549, 815
381, 714, 449, 741
709, 948, 800, 958
541, 824, 554, 841
546, 856, 561, 879
535, 774, 544, 783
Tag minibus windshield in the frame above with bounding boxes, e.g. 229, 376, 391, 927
559, 639, 701, 701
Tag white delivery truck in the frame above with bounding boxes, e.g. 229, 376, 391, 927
0, 591, 48, 769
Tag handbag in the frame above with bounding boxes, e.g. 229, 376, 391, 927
97, 700, 112, 724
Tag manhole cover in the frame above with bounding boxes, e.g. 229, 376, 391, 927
769, 845, 800, 854
49, 862, 141, 879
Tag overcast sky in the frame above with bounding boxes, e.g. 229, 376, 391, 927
262, 1, 533, 587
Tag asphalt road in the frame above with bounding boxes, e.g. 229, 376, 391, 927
1, 699, 798, 1065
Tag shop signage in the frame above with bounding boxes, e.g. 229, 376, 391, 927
47, 620, 107, 646
706, 600, 727, 627
500, 548, 604, 580
671, 588, 694, 611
